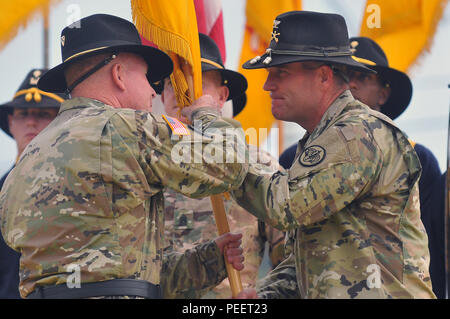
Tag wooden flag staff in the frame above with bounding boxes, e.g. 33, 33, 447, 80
182, 62, 243, 298
210, 194, 244, 297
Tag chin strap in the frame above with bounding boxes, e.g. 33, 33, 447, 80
65, 53, 118, 95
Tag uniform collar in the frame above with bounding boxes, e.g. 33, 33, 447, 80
308, 90, 354, 142
58, 97, 108, 114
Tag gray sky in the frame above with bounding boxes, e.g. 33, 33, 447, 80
0, 0, 449, 176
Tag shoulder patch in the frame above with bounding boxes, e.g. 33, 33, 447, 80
162, 115, 190, 136
299, 145, 326, 167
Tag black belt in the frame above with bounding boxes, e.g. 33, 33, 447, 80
27, 279, 162, 299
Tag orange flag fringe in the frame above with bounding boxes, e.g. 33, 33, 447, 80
0, 0, 61, 52
360, 0, 449, 72
235, 0, 301, 146
131, 0, 202, 106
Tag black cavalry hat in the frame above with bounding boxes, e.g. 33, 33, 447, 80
231, 93, 247, 117
38, 14, 173, 93
0, 69, 67, 137
349, 37, 413, 120
157, 33, 248, 116
199, 33, 248, 116
243, 11, 375, 74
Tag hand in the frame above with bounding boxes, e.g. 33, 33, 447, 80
181, 94, 219, 120
215, 232, 244, 271
235, 288, 258, 299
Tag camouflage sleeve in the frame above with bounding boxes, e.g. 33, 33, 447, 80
232, 125, 382, 231
160, 240, 226, 299
257, 253, 300, 299
131, 107, 249, 198
264, 224, 286, 268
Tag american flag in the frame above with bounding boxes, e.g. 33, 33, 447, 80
194, 0, 226, 63
162, 115, 190, 136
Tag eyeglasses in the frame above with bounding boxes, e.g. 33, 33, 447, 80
11, 110, 57, 121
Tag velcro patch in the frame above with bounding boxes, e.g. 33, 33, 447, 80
299, 145, 326, 167
338, 125, 356, 141
162, 115, 190, 136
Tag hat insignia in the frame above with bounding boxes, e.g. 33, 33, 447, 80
271, 19, 281, 43
29, 70, 42, 86
271, 30, 280, 43
350, 41, 359, 54
273, 20, 281, 29
61, 35, 65, 47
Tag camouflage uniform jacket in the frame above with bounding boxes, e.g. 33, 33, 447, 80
0, 97, 248, 298
233, 91, 435, 299
163, 146, 285, 298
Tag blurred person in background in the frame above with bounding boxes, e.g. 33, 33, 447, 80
0, 68, 65, 298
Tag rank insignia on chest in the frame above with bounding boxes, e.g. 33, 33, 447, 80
162, 115, 190, 136
299, 145, 326, 167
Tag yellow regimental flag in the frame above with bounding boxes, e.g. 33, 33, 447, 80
131, 0, 202, 106
235, 0, 301, 146
0, 0, 60, 52
360, 0, 449, 72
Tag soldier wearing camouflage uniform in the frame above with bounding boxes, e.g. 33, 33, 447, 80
234, 11, 435, 299
0, 14, 247, 299
161, 34, 285, 299
347, 37, 444, 299
0, 69, 66, 299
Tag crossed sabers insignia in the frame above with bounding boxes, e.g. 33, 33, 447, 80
350, 41, 359, 54
271, 31, 280, 43
271, 19, 281, 43
29, 70, 42, 85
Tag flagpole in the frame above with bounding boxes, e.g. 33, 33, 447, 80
43, 4, 50, 69
210, 194, 243, 297
183, 63, 243, 297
